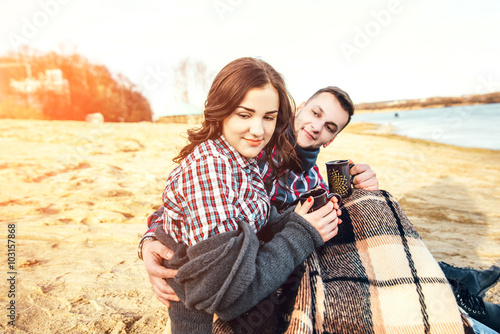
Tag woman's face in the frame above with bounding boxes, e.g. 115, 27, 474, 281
222, 84, 279, 158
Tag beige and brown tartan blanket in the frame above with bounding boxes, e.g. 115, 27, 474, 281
213, 189, 473, 334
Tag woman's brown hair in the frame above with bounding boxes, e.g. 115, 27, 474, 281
174, 57, 296, 192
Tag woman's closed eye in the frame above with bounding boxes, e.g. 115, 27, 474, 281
238, 112, 252, 119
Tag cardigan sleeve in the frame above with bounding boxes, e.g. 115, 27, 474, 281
155, 207, 324, 321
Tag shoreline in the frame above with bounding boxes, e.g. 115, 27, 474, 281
354, 102, 491, 114
348, 121, 500, 152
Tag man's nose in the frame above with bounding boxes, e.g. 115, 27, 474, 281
310, 121, 323, 133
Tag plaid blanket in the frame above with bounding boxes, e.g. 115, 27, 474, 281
213, 189, 472, 334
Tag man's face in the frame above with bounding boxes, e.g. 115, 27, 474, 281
294, 92, 349, 149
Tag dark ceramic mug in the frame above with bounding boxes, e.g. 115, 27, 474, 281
298, 188, 341, 213
325, 159, 355, 198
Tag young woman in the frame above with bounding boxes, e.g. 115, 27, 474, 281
153, 57, 341, 333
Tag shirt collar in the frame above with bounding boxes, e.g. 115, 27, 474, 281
214, 135, 255, 171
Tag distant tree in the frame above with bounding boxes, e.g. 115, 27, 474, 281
0, 47, 152, 122
172, 57, 212, 109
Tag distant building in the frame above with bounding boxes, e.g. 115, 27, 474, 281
10, 68, 69, 95
156, 102, 203, 124
0, 63, 69, 108
0, 63, 30, 98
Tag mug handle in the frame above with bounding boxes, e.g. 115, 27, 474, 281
327, 192, 342, 206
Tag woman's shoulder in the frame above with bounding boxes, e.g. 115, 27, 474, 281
182, 138, 230, 167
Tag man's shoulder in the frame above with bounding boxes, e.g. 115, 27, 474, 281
309, 163, 321, 173
286, 163, 321, 177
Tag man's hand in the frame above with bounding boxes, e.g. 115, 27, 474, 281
142, 239, 180, 307
349, 160, 379, 191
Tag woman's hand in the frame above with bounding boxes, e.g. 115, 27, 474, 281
295, 196, 342, 242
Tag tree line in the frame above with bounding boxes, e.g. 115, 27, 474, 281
0, 47, 152, 122
356, 92, 500, 111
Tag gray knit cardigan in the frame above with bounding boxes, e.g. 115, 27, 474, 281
154, 206, 324, 334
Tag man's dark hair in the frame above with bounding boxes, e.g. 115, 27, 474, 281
306, 86, 355, 131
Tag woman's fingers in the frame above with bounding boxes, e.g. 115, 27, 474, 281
295, 196, 315, 215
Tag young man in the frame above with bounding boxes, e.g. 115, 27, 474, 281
140, 86, 499, 333
259, 86, 378, 213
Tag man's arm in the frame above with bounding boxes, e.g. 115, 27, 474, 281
139, 207, 180, 307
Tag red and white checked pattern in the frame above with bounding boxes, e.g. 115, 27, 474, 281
161, 136, 270, 246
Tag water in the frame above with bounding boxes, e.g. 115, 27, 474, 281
351, 103, 500, 150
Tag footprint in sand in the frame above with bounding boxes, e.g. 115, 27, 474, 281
19, 259, 42, 268
37, 204, 61, 215
105, 189, 134, 197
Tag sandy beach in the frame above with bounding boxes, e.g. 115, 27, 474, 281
1, 119, 499, 333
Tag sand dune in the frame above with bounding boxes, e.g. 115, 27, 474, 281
0, 119, 498, 333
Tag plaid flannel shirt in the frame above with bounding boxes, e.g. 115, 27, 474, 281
157, 135, 270, 246
258, 151, 327, 212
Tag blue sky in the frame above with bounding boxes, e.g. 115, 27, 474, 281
1, 0, 500, 117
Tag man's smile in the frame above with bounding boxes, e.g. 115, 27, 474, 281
303, 129, 316, 141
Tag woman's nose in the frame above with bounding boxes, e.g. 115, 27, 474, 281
249, 120, 264, 137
